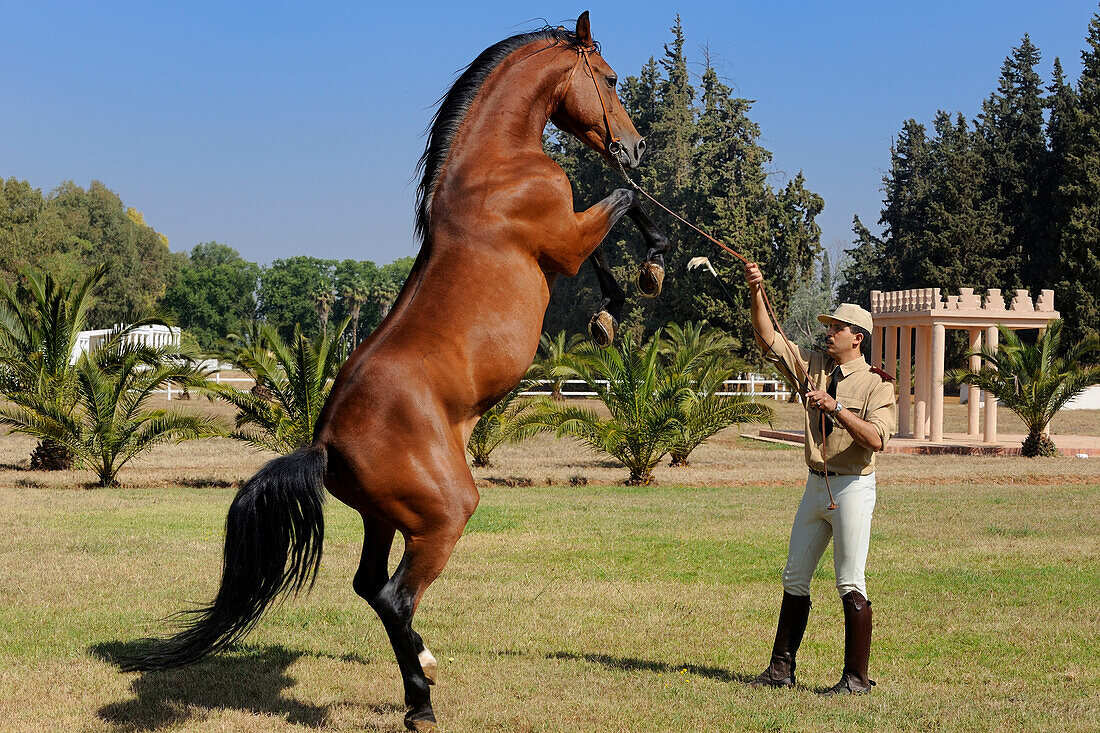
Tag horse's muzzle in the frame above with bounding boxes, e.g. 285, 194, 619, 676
612, 136, 645, 169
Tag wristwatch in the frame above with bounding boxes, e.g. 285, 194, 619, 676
832, 401, 845, 415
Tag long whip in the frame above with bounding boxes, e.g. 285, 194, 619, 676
574, 44, 838, 510
611, 161, 839, 510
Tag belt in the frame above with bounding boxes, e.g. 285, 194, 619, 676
809, 468, 838, 477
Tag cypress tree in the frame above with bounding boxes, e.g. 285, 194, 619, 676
836, 215, 885, 307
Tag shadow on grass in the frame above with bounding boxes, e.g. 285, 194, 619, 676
91, 641, 338, 730
548, 651, 756, 684
171, 477, 240, 489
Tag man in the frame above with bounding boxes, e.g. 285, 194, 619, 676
743, 262, 896, 696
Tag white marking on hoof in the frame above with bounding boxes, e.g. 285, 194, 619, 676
419, 647, 438, 685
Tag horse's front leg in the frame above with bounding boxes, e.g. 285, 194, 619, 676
627, 204, 671, 299
583, 200, 671, 345
572, 187, 636, 345
586, 246, 625, 347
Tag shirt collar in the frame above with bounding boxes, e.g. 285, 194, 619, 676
835, 354, 869, 378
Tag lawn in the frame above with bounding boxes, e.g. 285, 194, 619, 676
0, 401, 1097, 732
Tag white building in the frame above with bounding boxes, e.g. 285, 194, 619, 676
70, 324, 181, 364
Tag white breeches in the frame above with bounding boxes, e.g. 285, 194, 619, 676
782, 472, 876, 598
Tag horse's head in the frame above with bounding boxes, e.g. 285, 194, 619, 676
551, 12, 646, 170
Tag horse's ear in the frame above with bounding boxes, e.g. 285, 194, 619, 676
576, 11, 592, 45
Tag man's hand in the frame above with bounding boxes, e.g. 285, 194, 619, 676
744, 261, 773, 348
806, 389, 837, 414
745, 262, 764, 292
807, 389, 885, 451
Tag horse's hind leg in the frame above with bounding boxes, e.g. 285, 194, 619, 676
353, 513, 395, 606
364, 507, 471, 731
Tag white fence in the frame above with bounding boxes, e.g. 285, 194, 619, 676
519, 373, 791, 400
161, 360, 252, 400
155, 368, 792, 401
70, 324, 181, 364
1064, 384, 1100, 410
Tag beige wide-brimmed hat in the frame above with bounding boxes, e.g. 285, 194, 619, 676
817, 303, 874, 333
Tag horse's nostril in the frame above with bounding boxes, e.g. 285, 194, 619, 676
637, 139, 646, 153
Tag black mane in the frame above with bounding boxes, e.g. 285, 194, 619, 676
414, 26, 586, 244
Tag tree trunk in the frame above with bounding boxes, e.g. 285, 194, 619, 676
351, 303, 362, 345
625, 471, 657, 486
1021, 430, 1057, 457
30, 439, 74, 471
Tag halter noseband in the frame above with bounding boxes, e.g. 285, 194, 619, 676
566, 43, 623, 156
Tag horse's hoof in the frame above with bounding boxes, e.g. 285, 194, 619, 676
637, 260, 665, 298
419, 647, 438, 685
589, 310, 616, 347
404, 718, 439, 732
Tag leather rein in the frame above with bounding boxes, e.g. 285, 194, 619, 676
572, 43, 839, 509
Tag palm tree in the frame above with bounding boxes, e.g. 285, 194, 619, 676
665, 356, 773, 466
660, 321, 737, 370
340, 277, 370, 346
312, 287, 335, 337
210, 318, 350, 454
0, 330, 221, 486
466, 380, 541, 467
526, 331, 586, 400
946, 320, 1100, 457
0, 265, 163, 469
659, 322, 773, 466
521, 331, 684, 484
370, 278, 401, 321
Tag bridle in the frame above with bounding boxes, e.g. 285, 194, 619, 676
568, 43, 625, 159
570, 41, 840, 509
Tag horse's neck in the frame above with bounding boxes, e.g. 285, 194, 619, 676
445, 47, 568, 174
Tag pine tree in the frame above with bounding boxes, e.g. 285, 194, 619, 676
543, 19, 822, 361
877, 119, 932, 292
1043, 58, 1080, 294
1056, 11, 1100, 342
976, 35, 1047, 288
921, 112, 1007, 290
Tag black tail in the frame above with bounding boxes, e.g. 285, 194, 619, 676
118, 446, 327, 671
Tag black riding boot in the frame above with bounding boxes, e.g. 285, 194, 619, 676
821, 590, 875, 696
748, 592, 811, 688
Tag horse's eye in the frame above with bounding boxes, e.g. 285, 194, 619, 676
606, 76, 618, 88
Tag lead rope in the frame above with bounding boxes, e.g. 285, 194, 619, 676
624, 166, 839, 509
577, 45, 837, 508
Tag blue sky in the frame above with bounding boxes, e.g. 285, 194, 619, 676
2, 2, 1097, 267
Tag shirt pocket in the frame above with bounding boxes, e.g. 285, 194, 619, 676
835, 388, 867, 420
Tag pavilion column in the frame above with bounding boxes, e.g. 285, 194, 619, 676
914, 325, 930, 440
899, 326, 912, 437
930, 323, 946, 442
869, 325, 881, 369
967, 328, 982, 437
983, 326, 999, 443
884, 326, 898, 378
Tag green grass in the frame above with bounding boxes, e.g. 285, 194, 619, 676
1, 463, 1098, 732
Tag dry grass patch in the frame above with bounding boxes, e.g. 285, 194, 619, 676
0, 401, 1098, 731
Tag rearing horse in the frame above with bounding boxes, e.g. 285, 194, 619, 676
121, 12, 668, 731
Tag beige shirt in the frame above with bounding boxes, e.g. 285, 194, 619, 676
763, 333, 897, 475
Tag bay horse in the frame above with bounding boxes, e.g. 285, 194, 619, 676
120, 12, 668, 731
